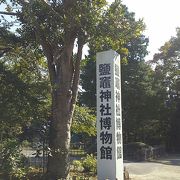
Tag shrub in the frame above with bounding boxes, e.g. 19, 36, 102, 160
81, 154, 96, 173
72, 160, 83, 172
0, 139, 27, 178
123, 142, 152, 161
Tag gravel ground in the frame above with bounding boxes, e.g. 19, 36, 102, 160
125, 154, 180, 180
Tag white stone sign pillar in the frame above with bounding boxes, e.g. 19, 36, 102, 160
96, 50, 123, 180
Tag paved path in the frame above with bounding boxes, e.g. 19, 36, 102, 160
124, 154, 180, 180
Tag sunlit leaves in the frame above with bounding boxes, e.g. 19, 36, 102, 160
89, 1, 146, 60
72, 106, 96, 136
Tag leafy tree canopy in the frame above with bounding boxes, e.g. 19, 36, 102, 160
0, 38, 51, 139
152, 28, 180, 151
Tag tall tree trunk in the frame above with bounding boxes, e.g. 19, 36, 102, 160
44, 38, 83, 179
46, 92, 72, 179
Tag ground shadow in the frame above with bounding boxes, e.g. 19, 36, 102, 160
148, 154, 180, 166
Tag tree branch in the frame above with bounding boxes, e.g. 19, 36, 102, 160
39, 34, 56, 87
18, 0, 29, 6
70, 41, 83, 113
0, 11, 19, 16
32, 18, 56, 86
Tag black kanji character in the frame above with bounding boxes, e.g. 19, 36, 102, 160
116, 103, 120, 116
100, 90, 111, 102
116, 132, 121, 144
100, 77, 111, 88
116, 117, 121, 130
115, 64, 120, 77
100, 146, 112, 160
100, 131, 112, 144
100, 117, 111, 130
115, 77, 120, 90
99, 64, 111, 76
117, 146, 122, 159
100, 103, 111, 116
116, 90, 120, 103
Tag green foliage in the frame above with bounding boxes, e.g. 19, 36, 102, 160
72, 106, 96, 136
89, 1, 146, 59
72, 160, 83, 172
26, 166, 44, 179
0, 28, 50, 176
0, 139, 27, 178
80, 56, 96, 108
0, 36, 51, 140
0, 27, 20, 48
152, 28, 180, 151
0, 62, 31, 136
0, 0, 108, 48
122, 61, 163, 144
81, 154, 97, 173
72, 154, 97, 174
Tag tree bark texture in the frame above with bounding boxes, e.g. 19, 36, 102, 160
42, 38, 83, 179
